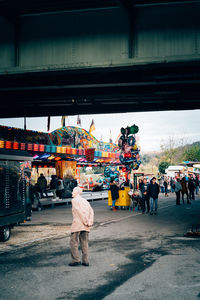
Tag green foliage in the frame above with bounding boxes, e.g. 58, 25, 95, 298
160, 137, 181, 165
182, 145, 200, 161
159, 137, 200, 167
158, 161, 170, 174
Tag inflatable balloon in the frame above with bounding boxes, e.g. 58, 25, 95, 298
129, 124, 139, 134
104, 166, 119, 183
118, 124, 141, 172
118, 136, 125, 148
127, 135, 136, 146
121, 127, 126, 135
125, 127, 130, 136
132, 144, 137, 150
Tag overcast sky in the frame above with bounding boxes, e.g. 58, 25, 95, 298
0, 109, 200, 153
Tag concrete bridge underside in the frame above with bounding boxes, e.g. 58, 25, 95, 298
0, 0, 200, 117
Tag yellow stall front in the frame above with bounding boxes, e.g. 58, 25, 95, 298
108, 187, 131, 208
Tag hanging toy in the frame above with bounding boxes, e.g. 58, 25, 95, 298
118, 124, 141, 172
127, 135, 136, 146
104, 166, 119, 183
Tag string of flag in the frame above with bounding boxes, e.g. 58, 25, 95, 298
89, 119, 95, 134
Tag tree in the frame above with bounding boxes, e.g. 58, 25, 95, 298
160, 136, 186, 165
158, 161, 170, 174
182, 145, 200, 161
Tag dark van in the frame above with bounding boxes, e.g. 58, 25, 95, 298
0, 149, 32, 242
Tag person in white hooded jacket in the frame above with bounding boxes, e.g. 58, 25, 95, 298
69, 187, 94, 267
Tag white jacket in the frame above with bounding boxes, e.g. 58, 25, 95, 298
71, 195, 94, 233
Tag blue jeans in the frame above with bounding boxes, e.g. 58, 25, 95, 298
160, 187, 165, 193
112, 200, 116, 207
150, 197, 158, 212
196, 186, 199, 195
171, 187, 175, 193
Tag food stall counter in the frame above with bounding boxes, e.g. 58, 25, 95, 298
108, 186, 130, 208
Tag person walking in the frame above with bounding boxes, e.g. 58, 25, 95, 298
175, 178, 182, 205
69, 187, 94, 267
140, 178, 149, 214
195, 175, 199, 195
37, 173, 47, 197
56, 176, 64, 199
63, 173, 78, 198
159, 177, 165, 194
50, 175, 58, 190
164, 178, 168, 197
147, 177, 160, 215
109, 177, 119, 211
188, 176, 195, 201
170, 177, 175, 193
181, 176, 190, 204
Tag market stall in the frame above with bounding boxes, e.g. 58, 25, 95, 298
0, 125, 121, 208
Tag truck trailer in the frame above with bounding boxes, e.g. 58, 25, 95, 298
0, 149, 32, 242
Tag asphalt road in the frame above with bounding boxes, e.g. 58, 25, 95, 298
0, 194, 200, 300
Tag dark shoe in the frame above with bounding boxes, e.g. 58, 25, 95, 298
68, 262, 81, 267
154, 211, 157, 215
150, 212, 153, 215
187, 201, 191, 205
82, 262, 89, 267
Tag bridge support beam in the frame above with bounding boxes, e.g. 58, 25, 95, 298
14, 17, 21, 67
117, 0, 136, 58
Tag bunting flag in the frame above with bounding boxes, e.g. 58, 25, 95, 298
89, 119, 95, 134
61, 116, 66, 127
77, 115, 81, 127
47, 116, 51, 132
109, 129, 113, 143
24, 117, 26, 130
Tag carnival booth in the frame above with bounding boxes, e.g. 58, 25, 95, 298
179, 161, 200, 177
0, 125, 121, 208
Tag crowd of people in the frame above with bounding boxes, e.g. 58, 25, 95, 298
35, 172, 78, 199
158, 174, 199, 205
109, 173, 199, 215
34, 172, 200, 267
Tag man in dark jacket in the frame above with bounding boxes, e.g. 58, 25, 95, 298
195, 176, 199, 195
147, 177, 160, 215
109, 178, 119, 211
181, 176, 190, 204
188, 176, 195, 201
140, 178, 149, 214
37, 173, 47, 197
